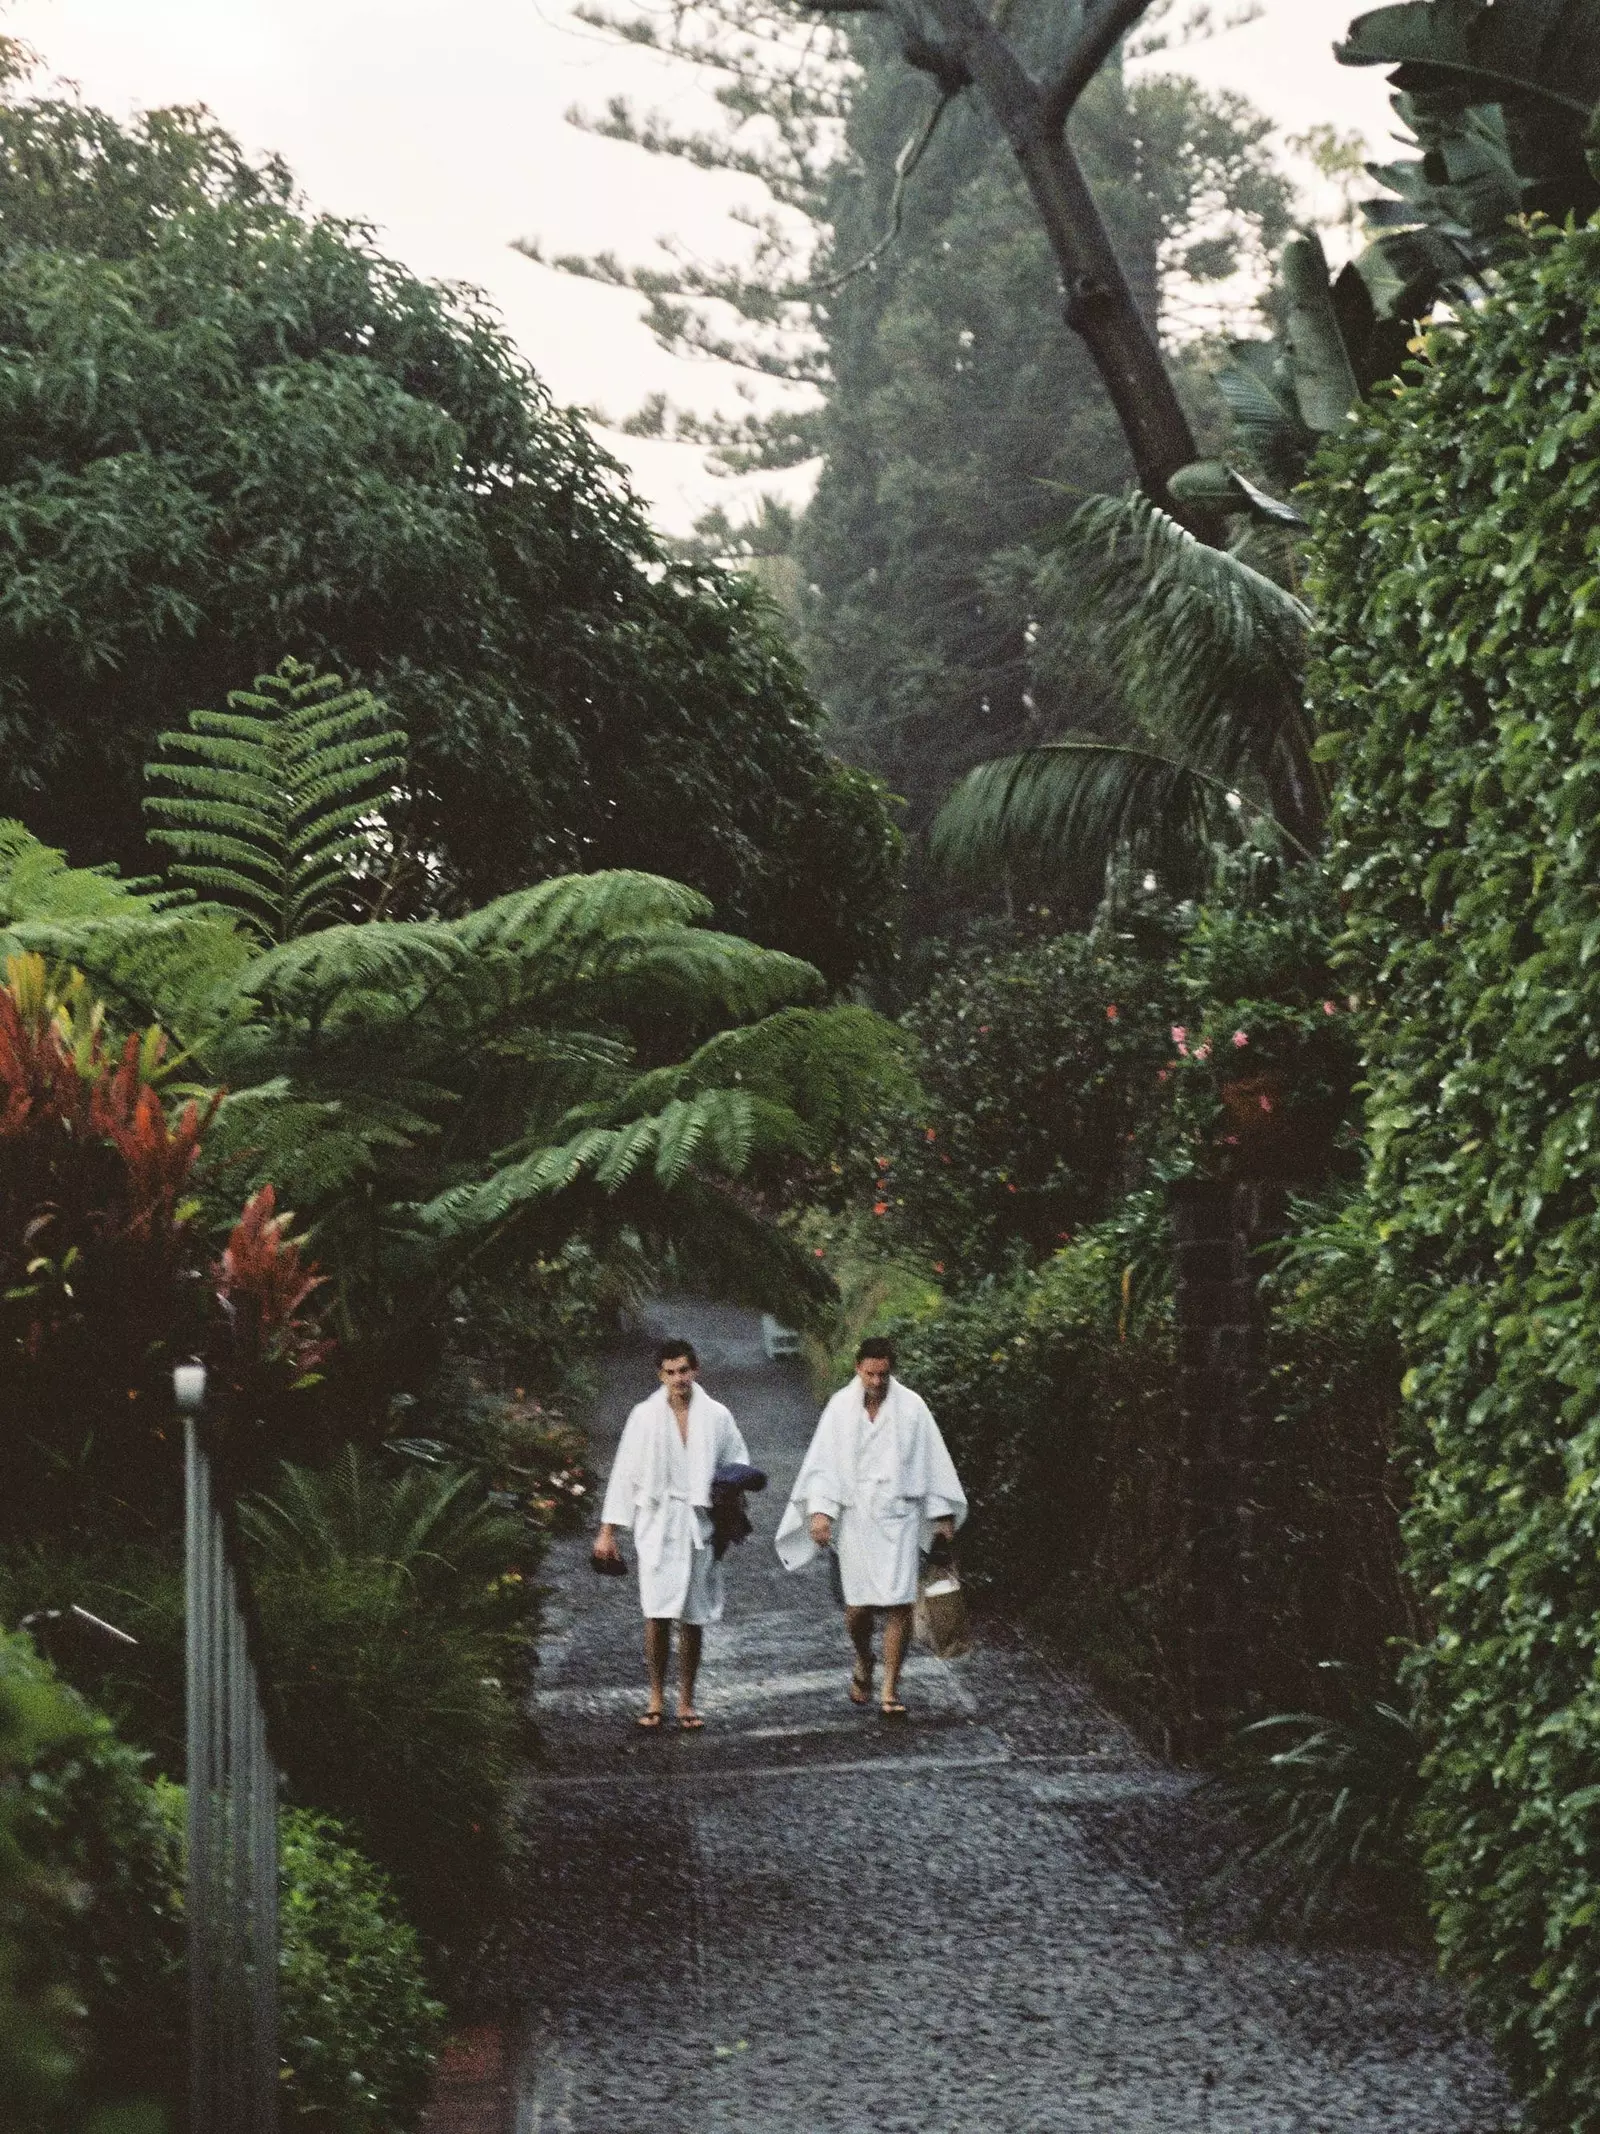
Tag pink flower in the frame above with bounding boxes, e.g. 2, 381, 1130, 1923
872, 1202, 889, 1216
978, 1024, 990, 1035
925, 1127, 937, 1142
1232, 1029, 1249, 1049
1170, 1024, 1188, 1057
1258, 1093, 1274, 1113
1322, 1000, 1337, 1016
933, 1261, 945, 1274
1105, 1004, 1119, 1022
1006, 1183, 1018, 1194
1195, 1041, 1211, 1061
813, 1247, 826, 1258
874, 1155, 890, 1170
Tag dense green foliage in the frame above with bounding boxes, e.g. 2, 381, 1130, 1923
0, 1629, 441, 2132
271, 1806, 445, 2129
0, 88, 897, 985
240, 1454, 535, 1976
1308, 219, 1600, 2123
0, 793, 900, 1412
0, 1631, 122, 2125
868, 926, 1172, 1276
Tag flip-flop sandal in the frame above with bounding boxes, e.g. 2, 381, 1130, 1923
677, 1712, 705, 1731
848, 1667, 873, 1707
635, 1710, 664, 1730
879, 1700, 908, 1719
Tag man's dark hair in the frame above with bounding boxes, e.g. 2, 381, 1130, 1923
656, 1338, 698, 1369
856, 1337, 895, 1367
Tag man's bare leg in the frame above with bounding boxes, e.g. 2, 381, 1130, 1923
881, 1604, 914, 1711
845, 1605, 876, 1701
678, 1622, 704, 1724
643, 1618, 671, 1722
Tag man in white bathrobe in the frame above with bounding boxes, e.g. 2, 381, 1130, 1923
775, 1337, 966, 1716
594, 1337, 751, 1730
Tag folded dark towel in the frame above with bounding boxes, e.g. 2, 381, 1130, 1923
710, 1464, 768, 1558
713, 1462, 768, 1493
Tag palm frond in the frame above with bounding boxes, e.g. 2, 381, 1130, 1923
620, 1005, 915, 1160
1030, 492, 1310, 771
932, 740, 1275, 901
941, 491, 1322, 889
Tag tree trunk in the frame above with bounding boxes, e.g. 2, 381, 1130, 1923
907, 0, 1205, 514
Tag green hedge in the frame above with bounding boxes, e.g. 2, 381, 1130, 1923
1308, 218, 1600, 2128
0, 1630, 442, 2131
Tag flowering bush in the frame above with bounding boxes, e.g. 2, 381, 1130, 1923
1160, 868, 1361, 1182
869, 929, 1174, 1278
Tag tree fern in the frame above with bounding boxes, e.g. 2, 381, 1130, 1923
144, 657, 409, 943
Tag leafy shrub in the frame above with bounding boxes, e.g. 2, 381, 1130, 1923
1308, 217, 1600, 2126
891, 1194, 1186, 1731
0, 1630, 184, 2130
239, 1453, 537, 1987
872, 929, 1173, 1277
0, 1630, 104, 2124
0, 953, 331, 1537
2, 1629, 443, 2132
1204, 1676, 1425, 1939
1163, 863, 1362, 1183
233, 1799, 443, 2131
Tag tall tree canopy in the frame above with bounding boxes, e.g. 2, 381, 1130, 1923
791, 29, 1292, 834
548, 7, 1290, 879
0, 87, 899, 987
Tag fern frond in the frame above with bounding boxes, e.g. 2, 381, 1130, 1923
144, 655, 409, 942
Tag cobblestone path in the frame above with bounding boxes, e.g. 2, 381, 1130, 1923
512, 1300, 1512, 2134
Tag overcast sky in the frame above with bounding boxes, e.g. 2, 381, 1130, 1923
5, 0, 1398, 531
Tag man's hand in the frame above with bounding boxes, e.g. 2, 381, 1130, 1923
809, 1512, 833, 1548
593, 1524, 622, 1562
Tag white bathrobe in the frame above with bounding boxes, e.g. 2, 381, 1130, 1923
775, 1376, 967, 1607
600, 1384, 750, 1623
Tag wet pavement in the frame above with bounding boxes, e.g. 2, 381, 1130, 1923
512, 1299, 1513, 2133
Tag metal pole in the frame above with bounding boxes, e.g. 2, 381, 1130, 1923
181, 1363, 280, 2134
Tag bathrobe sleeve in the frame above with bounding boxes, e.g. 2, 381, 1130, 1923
774, 1390, 853, 1571
906, 1389, 967, 1551
599, 1404, 650, 1530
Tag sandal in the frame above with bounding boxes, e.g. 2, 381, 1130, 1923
849, 1664, 873, 1708
677, 1711, 705, 1731
635, 1710, 664, 1730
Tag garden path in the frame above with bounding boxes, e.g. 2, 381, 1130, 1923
510, 1298, 1512, 2134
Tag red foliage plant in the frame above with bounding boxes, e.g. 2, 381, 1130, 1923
0, 954, 331, 1396
215, 1184, 333, 1381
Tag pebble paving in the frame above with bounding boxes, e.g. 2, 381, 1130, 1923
512, 1300, 1515, 2133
